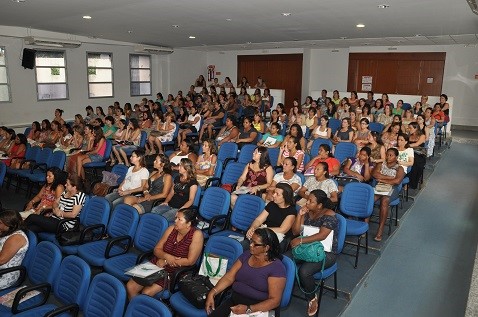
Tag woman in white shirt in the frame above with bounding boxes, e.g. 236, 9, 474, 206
105, 149, 149, 209
397, 133, 414, 172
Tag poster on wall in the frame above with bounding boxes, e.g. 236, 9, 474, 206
362, 76, 373, 84
361, 83, 372, 91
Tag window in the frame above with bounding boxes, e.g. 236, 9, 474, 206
35, 50, 68, 100
0, 47, 11, 102
87, 52, 113, 98
130, 54, 151, 96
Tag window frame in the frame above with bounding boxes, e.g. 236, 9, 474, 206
0, 46, 12, 103
86, 51, 114, 99
129, 54, 152, 97
34, 49, 69, 101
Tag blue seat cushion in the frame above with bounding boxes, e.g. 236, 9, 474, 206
313, 262, 337, 280
345, 219, 369, 236
77, 241, 125, 267
170, 291, 207, 317
103, 253, 138, 282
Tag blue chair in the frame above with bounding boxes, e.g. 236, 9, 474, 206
25, 151, 66, 197
6, 146, 42, 184
77, 204, 140, 267
195, 187, 231, 238
83, 139, 113, 177
313, 214, 346, 317
103, 213, 169, 282
402, 103, 412, 111
12, 256, 91, 317
369, 122, 384, 134
310, 139, 333, 157
15, 148, 52, 196
217, 142, 238, 168
0, 162, 5, 209
339, 183, 375, 268
334, 142, 357, 164
0, 241, 62, 316
45, 273, 126, 317
237, 144, 257, 164
328, 119, 341, 134
58, 196, 111, 255
212, 194, 265, 239
277, 255, 295, 315
186, 117, 203, 142
124, 131, 148, 156
124, 295, 172, 317
208, 162, 246, 188
204, 159, 223, 189
373, 182, 403, 236
169, 236, 243, 317
268, 147, 280, 168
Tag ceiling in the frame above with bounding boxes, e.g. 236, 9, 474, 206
1, 0, 477, 51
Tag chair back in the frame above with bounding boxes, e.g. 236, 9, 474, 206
22, 230, 38, 269
134, 213, 169, 252
199, 187, 230, 221
267, 147, 280, 167
36, 147, 53, 165
339, 183, 374, 218
53, 255, 91, 307
237, 144, 257, 164
82, 273, 126, 316
27, 241, 62, 285
139, 131, 148, 149
124, 295, 172, 317
111, 164, 129, 184
25, 146, 41, 161
103, 139, 113, 161
23, 127, 32, 136
80, 196, 111, 227
203, 236, 243, 270
217, 142, 238, 163
336, 214, 347, 253
0, 161, 5, 186
193, 186, 201, 207
369, 122, 384, 134
48, 151, 66, 169
107, 204, 140, 238
279, 255, 295, 309
334, 142, 357, 163
310, 139, 333, 157
328, 118, 341, 134
221, 162, 246, 185
207, 159, 223, 187
402, 103, 412, 111
230, 194, 265, 232
296, 172, 305, 185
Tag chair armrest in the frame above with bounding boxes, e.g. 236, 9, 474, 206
105, 235, 132, 259
205, 177, 221, 189
207, 214, 228, 236
11, 283, 51, 314
223, 157, 235, 168
44, 304, 80, 317
136, 251, 154, 265
79, 224, 106, 244
32, 162, 48, 172
0, 266, 27, 289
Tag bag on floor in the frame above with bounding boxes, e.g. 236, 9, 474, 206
178, 272, 214, 308
198, 253, 228, 286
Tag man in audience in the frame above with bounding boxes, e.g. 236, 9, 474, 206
366, 91, 375, 108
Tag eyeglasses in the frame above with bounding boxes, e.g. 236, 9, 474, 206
250, 241, 265, 247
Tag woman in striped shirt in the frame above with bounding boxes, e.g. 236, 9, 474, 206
25, 174, 86, 233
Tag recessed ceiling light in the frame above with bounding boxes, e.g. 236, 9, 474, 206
356, 24, 365, 28
189, 36, 196, 39
83, 15, 92, 19
172, 25, 179, 28
340, 37, 347, 39
226, 18, 232, 21
281, 13, 291, 16
377, 4, 390, 8
246, 41, 252, 44
414, 34, 422, 37
128, 30, 133, 34
12, 0, 26, 3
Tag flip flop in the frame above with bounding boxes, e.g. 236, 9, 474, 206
373, 235, 382, 242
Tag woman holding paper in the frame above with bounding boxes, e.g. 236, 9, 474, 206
288, 189, 338, 316
205, 228, 286, 317
126, 208, 203, 299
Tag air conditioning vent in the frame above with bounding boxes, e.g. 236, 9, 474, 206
24, 36, 81, 48
134, 44, 174, 55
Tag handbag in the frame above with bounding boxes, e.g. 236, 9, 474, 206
292, 238, 326, 294
132, 269, 167, 287
375, 182, 393, 193
198, 253, 227, 285
57, 225, 94, 246
178, 272, 214, 308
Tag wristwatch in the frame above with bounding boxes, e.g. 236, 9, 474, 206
245, 305, 252, 314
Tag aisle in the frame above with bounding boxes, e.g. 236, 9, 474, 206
341, 141, 478, 317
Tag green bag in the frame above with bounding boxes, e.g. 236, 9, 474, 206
292, 237, 326, 295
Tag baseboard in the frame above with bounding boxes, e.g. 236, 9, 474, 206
451, 124, 478, 132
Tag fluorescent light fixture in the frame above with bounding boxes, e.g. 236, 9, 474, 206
83, 15, 92, 19
356, 24, 365, 28
172, 25, 179, 28
377, 4, 390, 8
189, 36, 196, 39
281, 13, 291, 16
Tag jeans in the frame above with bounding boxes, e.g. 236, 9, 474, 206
105, 191, 126, 211
151, 204, 178, 222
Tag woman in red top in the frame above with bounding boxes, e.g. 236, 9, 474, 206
3, 134, 27, 167
76, 126, 106, 179
126, 208, 203, 299
304, 144, 340, 176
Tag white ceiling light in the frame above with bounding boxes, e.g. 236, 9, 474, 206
377, 4, 390, 8
226, 18, 232, 21
172, 25, 179, 28
189, 36, 196, 39
356, 23, 365, 28
12, 0, 26, 3
281, 13, 291, 16
82, 15, 92, 19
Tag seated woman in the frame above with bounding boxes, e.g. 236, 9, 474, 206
76, 126, 107, 179
20, 167, 65, 218
235, 117, 258, 149
337, 146, 372, 189
105, 149, 149, 210
73, 114, 86, 130
195, 139, 218, 187
397, 133, 414, 172
53, 123, 74, 152
126, 208, 204, 299
381, 122, 401, 150
102, 116, 118, 140
205, 227, 286, 317
0, 210, 29, 289
2, 133, 27, 167
287, 189, 338, 316
26, 121, 41, 142
402, 109, 415, 127
257, 122, 283, 149
264, 157, 302, 202
231, 147, 274, 208
303, 144, 340, 177
215, 117, 239, 147
177, 106, 201, 146
376, 104, 393, 126
67, 125, 92, 175
151, 158, 198, 222
284, 123, 307, 155
147, 113, 176, 155
252, 111, 266, 134
368, 131, 386, 165
307, 115, 332, 152
304, 108, 319, 132
42, 120, 62, 148
372, 148, 405, 242
358, 104, 374, 126
297, 162, 339, 207
244, 183, 296, 248
332, 118, 354, 145
53, 108, 66, 126
277, 136, 304, 173
407, 122, 427, 190
353, 118, 371, 149
169, 140, 198, 172
198, 102, 225, 142
124, 154, 173, 214
25, 174, 87, 233
112, 118, 141, 166
0, 128, 15, 153
266, 110, 283, 133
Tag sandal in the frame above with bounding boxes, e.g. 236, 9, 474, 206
373, 235, 382, 242
308, 295, 318, 316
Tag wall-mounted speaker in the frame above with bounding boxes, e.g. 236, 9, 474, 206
22, 48, 36, 69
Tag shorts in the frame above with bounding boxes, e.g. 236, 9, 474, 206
88, 153, 103, 162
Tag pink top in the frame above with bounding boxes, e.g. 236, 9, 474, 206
96, 139, 107, 157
